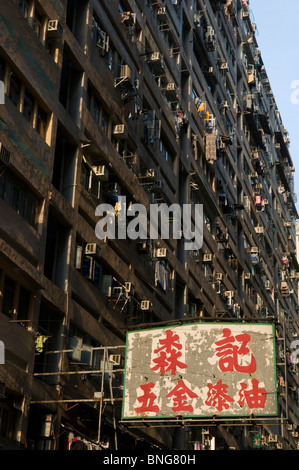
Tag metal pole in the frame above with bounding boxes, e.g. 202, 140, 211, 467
97, 347, 106, 446
109, 369, 118, 450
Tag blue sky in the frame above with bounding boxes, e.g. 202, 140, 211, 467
249, 0, 299, 213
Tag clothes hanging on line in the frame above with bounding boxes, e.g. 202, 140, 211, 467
155, 261, 169, 291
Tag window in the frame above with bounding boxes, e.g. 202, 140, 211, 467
23, 88, 34, 124
0, 400, 19, 441
18, 0, 30, 19
101, 109, 109, 136
92, 96, 101, 124
91, 15, 109, 57
159, 137, 174, 168
80, 159, 100, 199
9, 74, 21, 108
0, 169, 38, 227
18, 286, 31, 320
88, 84, 110, 136
2, 276, 14, 317
5, 64, 50, 141
32, 9, 43, 40
36, 106, 48, 139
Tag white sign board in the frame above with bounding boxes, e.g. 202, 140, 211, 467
122, 322, 277, 419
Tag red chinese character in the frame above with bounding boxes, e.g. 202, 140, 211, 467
238, 379, 267, 409
214, 328, 256, 373
134, 382, 160, 414
205, 379, 234, 412
154, 329, 182, 355
167, 379, 198, 412
151, 330, 188, 376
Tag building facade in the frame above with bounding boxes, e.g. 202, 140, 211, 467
0, 0, 298, 450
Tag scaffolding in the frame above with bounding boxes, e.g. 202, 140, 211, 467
31, 345, 126, 449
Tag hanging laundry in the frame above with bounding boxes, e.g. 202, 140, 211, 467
155, 261, 169, 291
35, 335, 48, 353
286, 353, 292, 365
255, 195, 264, 212
251, 253, 259, 265
278, 376, 285, 387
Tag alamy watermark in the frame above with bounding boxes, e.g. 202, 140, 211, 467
291, 80, 299, 104
95, 198, 203, 251
0, 341, 4, 365
0, 81, 4, 105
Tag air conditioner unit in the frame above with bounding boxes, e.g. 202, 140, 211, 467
141, 300, 152, 311
268, 434, 278, 442
153, 180, 164, 191
220, 62, 228, 70
157, 248, 167, 258
265, 280, 271, 290
92, 165, 109, 181
215, 273, 223, 281
225, 291, 234, 308
109, 354, 121, 365
207, 66, 214, 74
112, 124, 127, 138
215, 281, 222, 294
244, 273, 251, 279
145, 169, 156, 178
226, 291, 234, 297
251, 247, 259, 254
150, 52, 162, 61
284, 221, 291, 227
166, 82, 176, 91
263, 199, 269, 205
251, 172, 258, 179
292, 432, 299, 438
125, 282, 134, 295
203, 254, 213, 262
255, 226, 264, 234
157, 7, 167, 17
111, 287, 126, 298
85, 243, 101, 258
276, 443, 283, 449
120, 64, 132, 81
121, 11, 136, 23
47, 19, 63, 38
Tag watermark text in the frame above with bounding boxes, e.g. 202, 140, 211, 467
95, 198, 203, 251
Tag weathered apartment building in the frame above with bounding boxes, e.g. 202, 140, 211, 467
0, 0, 298, 451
